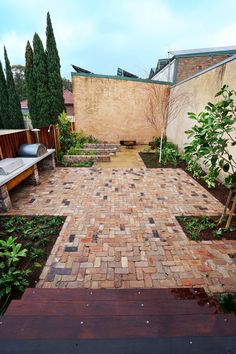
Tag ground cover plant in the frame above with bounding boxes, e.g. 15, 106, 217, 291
61, 160, 94, 168
0, 215, 65, 313
219, 293, 236, 314
176, 216, 236, 241
140, 137, 180, 168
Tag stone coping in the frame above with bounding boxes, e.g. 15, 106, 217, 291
63, 154, 111, 162
71, 148, 117, 156
84, 143, 121, 150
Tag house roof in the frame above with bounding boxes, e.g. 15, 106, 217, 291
169, 45, 236, 58
21, 90, 73, 108
63, 89, 73, 104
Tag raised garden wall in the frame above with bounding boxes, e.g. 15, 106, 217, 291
84, 143, 121, 150
63, 155, 111, 163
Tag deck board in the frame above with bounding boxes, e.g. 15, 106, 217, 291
22, 287, 208, 301
0, 337, 236, 354
1, 314, 236, 339
5, 298, 221, 316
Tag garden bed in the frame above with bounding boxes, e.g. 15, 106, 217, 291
139, 152, 228, 206
63, 154, 111, 163
0, 215, 65, 313
77, 148, 117, 155
176, 215, 236, 241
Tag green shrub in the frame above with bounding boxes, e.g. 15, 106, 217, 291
57, 113, 98, 161
57, 112, 78, 153
181, 154, 203, 179
143, 146, 151, 153
156, 140, 179, 167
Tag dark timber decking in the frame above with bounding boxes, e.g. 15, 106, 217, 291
0, 288, 236, 353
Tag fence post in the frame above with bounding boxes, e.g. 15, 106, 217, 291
54, 125, 61, 151
0, 145, 3, 160
26, 129, 33, 144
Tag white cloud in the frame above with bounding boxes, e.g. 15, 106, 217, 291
0, 32, 30, 66
119, 0, 184, 36
207, 22, 236, 47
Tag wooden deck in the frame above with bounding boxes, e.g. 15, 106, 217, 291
0, 288, 236, 353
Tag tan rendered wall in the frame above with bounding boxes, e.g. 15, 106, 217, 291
72, 75, 169, 144
166, 58, 236, 181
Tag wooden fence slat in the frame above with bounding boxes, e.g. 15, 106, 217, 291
0, 125, 59, 159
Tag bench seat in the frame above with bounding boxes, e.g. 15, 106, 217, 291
0, 149, 55, 212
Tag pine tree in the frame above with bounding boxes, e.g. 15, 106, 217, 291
46, 12, 65, 124
4, 47, 24, 129
33, 33, 50, 128
25, 41, 37, 124
0, 60, 9, 128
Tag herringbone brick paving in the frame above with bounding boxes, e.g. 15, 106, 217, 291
7, 167, 236, 294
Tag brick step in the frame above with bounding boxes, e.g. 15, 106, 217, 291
5, 298, 220, 316
22, 287, 208, 302
0, 314, 235, 340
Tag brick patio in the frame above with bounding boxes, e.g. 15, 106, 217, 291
7, 167, 236, 294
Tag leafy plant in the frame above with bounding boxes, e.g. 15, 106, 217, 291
185, 85, 236, 227
156, 140, 180, 167
143, 146, 151, 153
0, 269, 30, 298
57, 113, 98, 163
66, 146, 97, 156
0, 236, 30, 300
0, 215, 65, 313
219, 293, 236, 314
57, 112, 78, 154
177, 216, 219, 241
31, 248, 44, 261
0, 237, 27, 267
71, 160, 93, 167
181, 154, 203, 179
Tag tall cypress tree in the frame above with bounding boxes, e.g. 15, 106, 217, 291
33, 33, 50, 128
25, 41, 37, 124
0, 60, 9, 128
4, 47, 24, 129
46, 12, 65, 124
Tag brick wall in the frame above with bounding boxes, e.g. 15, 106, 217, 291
72, 75, 169, 144
176, 54, 231, 83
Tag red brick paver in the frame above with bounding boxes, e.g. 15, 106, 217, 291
7, 167, 236, 294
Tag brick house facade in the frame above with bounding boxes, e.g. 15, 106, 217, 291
150, 46, 236, 84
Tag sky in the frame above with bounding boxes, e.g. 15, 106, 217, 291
0, 0, 236, 79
